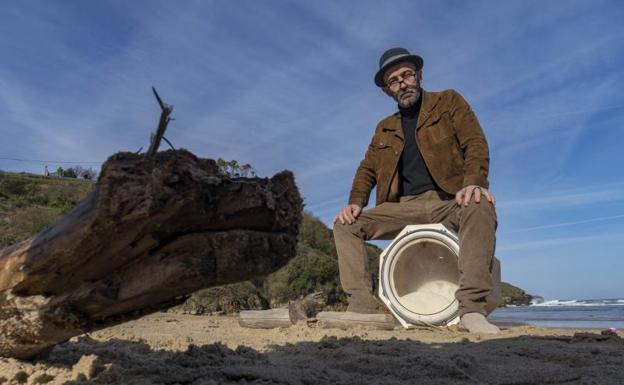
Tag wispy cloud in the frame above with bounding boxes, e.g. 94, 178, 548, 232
508, 213, 624, 233
498, 182, 624, 211
497, 233, 617, 253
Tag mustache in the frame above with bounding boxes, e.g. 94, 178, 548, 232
397, 85, 420, 99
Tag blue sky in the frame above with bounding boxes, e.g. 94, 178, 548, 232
1, 1, 623, 300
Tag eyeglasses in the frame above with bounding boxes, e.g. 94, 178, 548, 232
386, 70, 418, 91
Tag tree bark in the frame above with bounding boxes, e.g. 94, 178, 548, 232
0, 149, 302, 359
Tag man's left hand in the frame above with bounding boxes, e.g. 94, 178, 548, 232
455, 185, 496, 206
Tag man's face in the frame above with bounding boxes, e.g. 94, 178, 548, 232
383, 62, 422, 108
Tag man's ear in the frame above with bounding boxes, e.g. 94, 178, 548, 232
417, 69, 423, 84
382, 86, 394, 97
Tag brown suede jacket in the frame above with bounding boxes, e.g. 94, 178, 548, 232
348, 89, 490, 208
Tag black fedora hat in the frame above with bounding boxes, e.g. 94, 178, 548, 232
374, 47, 423, 87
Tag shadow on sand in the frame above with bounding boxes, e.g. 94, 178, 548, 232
29, 331, 624, 385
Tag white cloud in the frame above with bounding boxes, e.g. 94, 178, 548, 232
509, 213, 624, 233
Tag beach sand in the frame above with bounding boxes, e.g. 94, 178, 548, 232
1, 312, 622, 384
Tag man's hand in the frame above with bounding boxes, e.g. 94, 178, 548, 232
455, 185, 496, 206
333, 204, 362, 225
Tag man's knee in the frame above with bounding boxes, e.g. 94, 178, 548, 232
460, 200, 498, 230
461, 200, 497, 224
333, 221, 362, 239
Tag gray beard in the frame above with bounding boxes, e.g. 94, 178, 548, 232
395, 85, 421, 108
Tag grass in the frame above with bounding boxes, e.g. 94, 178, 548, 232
0, 171, 94, 248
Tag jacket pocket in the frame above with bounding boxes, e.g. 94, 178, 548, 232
374, 138, 395, 163
375, 137, 393, 148
427, 113, 455, 143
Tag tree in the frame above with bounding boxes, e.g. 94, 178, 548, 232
62, 168, 77, 178
73, 165, 85, 178
217, 158, 257, 177
82, 168, 97, 180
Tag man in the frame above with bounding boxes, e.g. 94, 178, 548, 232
333, 47, 500, 334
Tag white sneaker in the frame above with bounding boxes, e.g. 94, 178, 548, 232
459, 312, 501, 334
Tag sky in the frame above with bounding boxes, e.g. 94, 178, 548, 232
1, 1, 623, 300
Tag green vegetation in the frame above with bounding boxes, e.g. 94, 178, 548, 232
0, 171, 94, 248
0, 169, 529, 314
215, 158, 256, 177
173, 281, 269, 315
52, 165, 98, 179
501, 282, 533, 306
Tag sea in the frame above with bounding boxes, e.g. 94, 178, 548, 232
489, 298, 624, 329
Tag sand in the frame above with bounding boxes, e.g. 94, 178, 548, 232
1, 312, 622, 384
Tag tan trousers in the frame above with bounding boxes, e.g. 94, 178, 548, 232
333, 190, 497, 317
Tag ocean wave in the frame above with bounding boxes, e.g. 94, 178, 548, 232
531, 298, 624, 307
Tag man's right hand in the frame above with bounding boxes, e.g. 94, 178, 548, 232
333, 204, 362, 225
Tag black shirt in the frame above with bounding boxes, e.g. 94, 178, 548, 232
398, 96, 439, 196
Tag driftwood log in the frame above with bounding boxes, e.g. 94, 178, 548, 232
0, 149, 302, 359
317, 312, 395, 330
238, 309, 293, 329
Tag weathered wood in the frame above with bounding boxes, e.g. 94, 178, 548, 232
0, 149, 302, 359
238, 309, 292, 329
146, 87, 173, 156
317, 311, 396, 330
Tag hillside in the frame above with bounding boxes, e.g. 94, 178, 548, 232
0, 170, 530, 311
0, 171, 94, 249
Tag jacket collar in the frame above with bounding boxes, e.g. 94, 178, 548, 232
382, 90, 441, 140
